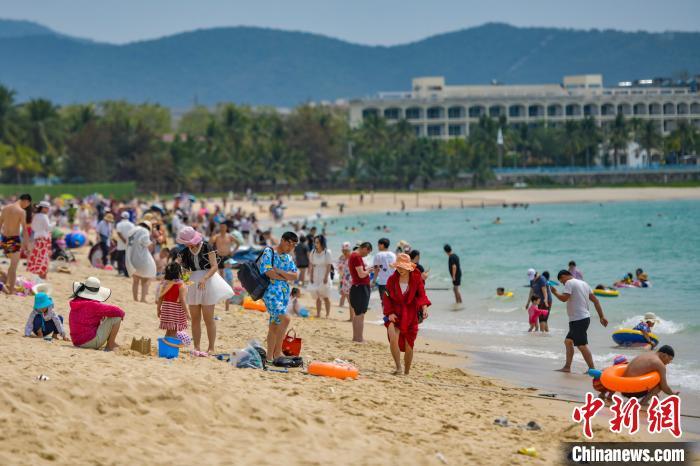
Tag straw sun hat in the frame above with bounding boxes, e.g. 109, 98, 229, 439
391, 253, 416, 272
72, 276, 111, 302
643, 312, 658, 323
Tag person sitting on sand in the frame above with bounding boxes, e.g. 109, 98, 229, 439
551, 270, 608, 372
633, 312, 658, 349
24, 292, 69, 341
592, 355, 627, 401
68, 277, 124, 351
527, 296, 548, 332
381, 253, 431, 375
622, 346, 678, 404
288, 287, 301, 316
157, 262, 191, 339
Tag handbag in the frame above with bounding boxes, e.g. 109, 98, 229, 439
282, 329, 302, 356
237, 247, 274, 301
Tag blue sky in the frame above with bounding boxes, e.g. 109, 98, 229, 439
1, 0, 698, 44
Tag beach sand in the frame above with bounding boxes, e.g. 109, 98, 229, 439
3, 186, 697, 465
213, 187, 700, 220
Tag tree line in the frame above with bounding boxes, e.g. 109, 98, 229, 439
1, 84, 698, 193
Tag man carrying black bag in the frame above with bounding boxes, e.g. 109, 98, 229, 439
239, 231, 299, 362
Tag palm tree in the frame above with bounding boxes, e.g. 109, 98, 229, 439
579, 116, 601, 168
608, 114, 629, 168
0, 85, 18, 144
639, 120, 661, 166
563, 120, 582, 167
0, 143, 42, 184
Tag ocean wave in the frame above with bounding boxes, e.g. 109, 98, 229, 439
487, 307, 520, 314
619, 315, 685, 334
421, 320, 565, 337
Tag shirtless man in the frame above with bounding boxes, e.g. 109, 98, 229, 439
211, 223, 240, 277
623, 345, 678, 403
0, 194, 32, 294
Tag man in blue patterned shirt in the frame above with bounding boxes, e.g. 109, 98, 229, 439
259, 231, 299, 360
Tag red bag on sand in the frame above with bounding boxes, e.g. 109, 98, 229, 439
282, 329, 302, 356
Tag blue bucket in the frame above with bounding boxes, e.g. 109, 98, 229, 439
158, 337, 182, 359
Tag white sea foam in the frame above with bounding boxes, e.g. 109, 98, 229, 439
487, 307, 520, 314
619, 315, 685, 334
421, 320, 565, 337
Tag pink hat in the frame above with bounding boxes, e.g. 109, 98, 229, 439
176, 226, 203, 246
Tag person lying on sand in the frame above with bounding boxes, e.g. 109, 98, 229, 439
68, 277, 124, 351
622, 345, 678, 404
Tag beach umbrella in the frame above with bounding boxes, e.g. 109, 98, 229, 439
60, 193, 75, 200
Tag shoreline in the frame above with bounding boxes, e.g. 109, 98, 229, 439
216, 186, 700, 223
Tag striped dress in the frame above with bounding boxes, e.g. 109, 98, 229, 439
159, 282, 188, 331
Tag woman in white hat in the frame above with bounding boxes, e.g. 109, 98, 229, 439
68, 277, 124, 351
126, 220, 157, 302
27, 201, 53, 279
175, 226, 233, 354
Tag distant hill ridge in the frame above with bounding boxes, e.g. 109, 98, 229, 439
1, 19, 698, 107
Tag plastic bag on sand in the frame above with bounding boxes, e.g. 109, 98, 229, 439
230, 341, 264, 369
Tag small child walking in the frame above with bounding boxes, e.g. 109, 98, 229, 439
24, 292, 69, 341
288, 287, 301, 316
157, 262, 191, 338
527, 295, 549, 332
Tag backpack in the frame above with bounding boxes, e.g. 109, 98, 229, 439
272, 356, 304, 368
237, 247, 275, 301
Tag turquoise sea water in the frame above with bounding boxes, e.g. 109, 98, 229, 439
316, 199, 700, 394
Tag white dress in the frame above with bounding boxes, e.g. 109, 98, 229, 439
125, 226, 157, 278
184, 244, 234, 306
309, 248, 333, 299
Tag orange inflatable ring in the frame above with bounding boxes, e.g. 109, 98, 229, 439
242, 297, 267, 312
600, 364, 660, 393
308, 361, 359, 380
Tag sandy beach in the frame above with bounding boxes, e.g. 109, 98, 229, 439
2, 186, 698, 465
218, 187, 700, 220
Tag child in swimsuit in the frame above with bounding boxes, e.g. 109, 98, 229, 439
157, 262, 191, 338
527, 296, 548, 332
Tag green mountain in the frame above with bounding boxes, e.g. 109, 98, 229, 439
0, 19, 58, 38
1, 20, 698, 107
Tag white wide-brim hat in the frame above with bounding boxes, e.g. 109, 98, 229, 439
32, 283, 53, 296
72, 276, 111, 302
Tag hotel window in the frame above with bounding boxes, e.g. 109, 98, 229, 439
448, 107, 464, 119
427, 125, 443, 136
405, 107, 421, 119
427, 107, 443, 119
362, 108, 379, 119
412, 125, 422, 136
448, 125, 463, 136
384, 108, 400, 119
469, 106, 484, 118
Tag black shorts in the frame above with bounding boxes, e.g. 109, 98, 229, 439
452, 278, 461, 287
349, 285, 371, 316
566, 317, 590, 346
218, 255, 231, 270
539, 303, 551, 322
377, 284, 387, 297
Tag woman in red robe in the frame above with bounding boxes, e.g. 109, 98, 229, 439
381, 253, 431, 375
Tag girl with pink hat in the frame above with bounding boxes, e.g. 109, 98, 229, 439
174, 226, 233, 355
381, 253, 431, 375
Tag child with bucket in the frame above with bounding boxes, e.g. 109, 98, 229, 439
157, 262, 191, 357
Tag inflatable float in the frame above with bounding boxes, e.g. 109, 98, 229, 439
612, 329, 659, 346
600, 364, 660, 393
593, 289, 619, 297
242, 297, 266, 312
308, 361, 359, 380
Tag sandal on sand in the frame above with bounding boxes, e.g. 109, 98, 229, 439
192, 350, 209, 357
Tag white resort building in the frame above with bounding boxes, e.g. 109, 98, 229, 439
349, 75, 700, 138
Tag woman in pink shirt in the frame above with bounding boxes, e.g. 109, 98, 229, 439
69, 276, 124, 351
